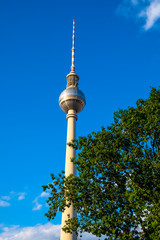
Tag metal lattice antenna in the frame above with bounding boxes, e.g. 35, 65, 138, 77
71, 19, 75, 72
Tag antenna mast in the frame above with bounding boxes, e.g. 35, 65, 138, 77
71, 19, 75, 72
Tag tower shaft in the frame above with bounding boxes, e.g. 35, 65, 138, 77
65, 109, 77, 177
60, 109, 77, 240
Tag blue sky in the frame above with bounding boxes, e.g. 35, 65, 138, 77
0, 0, 160, 239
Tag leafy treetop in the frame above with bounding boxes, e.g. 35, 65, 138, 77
43, 87, 160, 240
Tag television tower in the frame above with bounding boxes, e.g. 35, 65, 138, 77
59, 20, 86, 240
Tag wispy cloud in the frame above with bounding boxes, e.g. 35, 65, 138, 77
0, 224, 60, 240
0, 200, 10, 207
32, 200, 42, 211
1, 196, 11, 201
131, 0, 139, 5
18, 192, 26, 201
0, 223, 105, 240
139, 0, 160, 30
117, 0, 160, 30
0, 191, 27, 207
40, 192, 50, 198
32, 191, 50, 211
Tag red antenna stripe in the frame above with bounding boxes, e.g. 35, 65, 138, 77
71, 19, 75, 72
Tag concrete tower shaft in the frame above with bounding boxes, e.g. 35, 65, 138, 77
60, 109, 77, 240
59, 19, 86, 240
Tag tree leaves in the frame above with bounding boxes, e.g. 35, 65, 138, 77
43, 87, 160, 239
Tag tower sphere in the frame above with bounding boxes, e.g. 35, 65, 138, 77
59, 87, 86, 113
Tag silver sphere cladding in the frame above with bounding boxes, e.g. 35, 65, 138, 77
59, 87, 86, 113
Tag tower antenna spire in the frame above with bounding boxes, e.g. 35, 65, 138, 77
71, 19, 75, 72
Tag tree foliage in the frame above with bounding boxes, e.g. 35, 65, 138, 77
43, 87, 160, 239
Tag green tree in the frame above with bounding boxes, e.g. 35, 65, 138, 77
43, 87, 160, 240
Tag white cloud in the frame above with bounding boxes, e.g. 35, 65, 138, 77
40, 192, 50, 198
32, 191, 50, 211
139, 0, 160, 29
131, 0, 139, 5
0, 200, 10, 207
10, 191, 16, 195
0, 223, 105, 240
32, 196, 42, 211
80, 232, 106, 240
0, 223, 60, 240
0, 191, 27, 205
117, 0, 160, 30
5, 191, 26, 200
0, 191, 27, 207
32, 202, 43, 211
18, 192, 26, 201
1, 196, 11, 201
